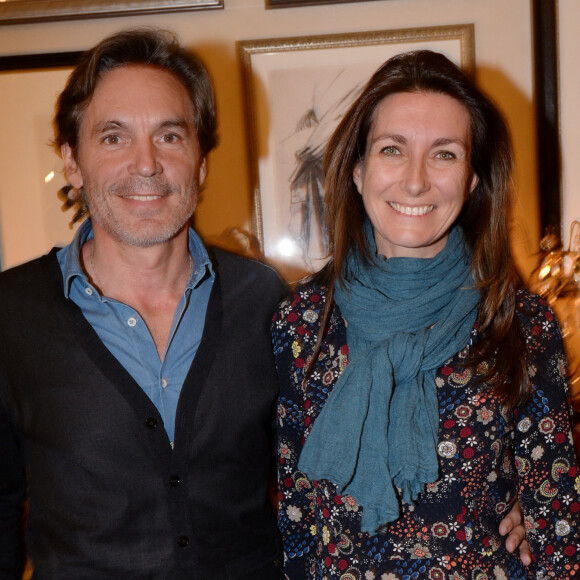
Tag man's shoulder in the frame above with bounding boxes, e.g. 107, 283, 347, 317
207, 247, 289, 318
209, 247, 286, 288
0, 250, 61, 292
0, 251, 63, 328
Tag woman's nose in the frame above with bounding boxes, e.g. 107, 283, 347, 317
401, 157, 429, 196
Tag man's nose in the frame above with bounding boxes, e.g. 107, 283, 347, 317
130, 140, 162, 177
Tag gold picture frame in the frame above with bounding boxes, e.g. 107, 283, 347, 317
0, 0, 222, 26
238, 24, 475, 279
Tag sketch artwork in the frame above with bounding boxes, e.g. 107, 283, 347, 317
270, 65, 374, 271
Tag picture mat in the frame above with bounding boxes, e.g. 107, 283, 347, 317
248, 37, 466, 275
0, 67, 79, 269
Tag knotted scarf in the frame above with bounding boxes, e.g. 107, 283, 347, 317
297, 225, 480, 534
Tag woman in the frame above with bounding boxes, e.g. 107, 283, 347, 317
272, 51, 580, 579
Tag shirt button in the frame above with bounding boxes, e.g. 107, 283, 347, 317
145, 417, 157, 430
161, 378, 168, 389
127, 317, 137, 327
85, 287, 93, 295
177, 535, 189, 548
170, 475, 180, 487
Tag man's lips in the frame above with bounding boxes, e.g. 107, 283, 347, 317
122, 195, 165, 201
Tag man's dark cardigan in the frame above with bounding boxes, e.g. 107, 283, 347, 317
0, 247, 286, 579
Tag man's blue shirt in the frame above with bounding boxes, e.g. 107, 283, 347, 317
57, 219, 214, 444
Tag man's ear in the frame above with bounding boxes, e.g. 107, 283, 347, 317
198, 157, 208, 187
61, 143, 83, 189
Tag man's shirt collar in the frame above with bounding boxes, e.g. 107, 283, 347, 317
58, 219, 214, 298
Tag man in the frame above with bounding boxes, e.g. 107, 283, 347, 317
0, 28, 285, 579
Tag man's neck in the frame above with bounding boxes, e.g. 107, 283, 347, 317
81, 229, 193, 359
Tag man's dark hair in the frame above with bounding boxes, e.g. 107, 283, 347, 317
54, 27, 218, 157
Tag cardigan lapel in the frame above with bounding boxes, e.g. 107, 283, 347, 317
42, 249, 173, 465
172, 249, 223, 458
40, 247, 225, 464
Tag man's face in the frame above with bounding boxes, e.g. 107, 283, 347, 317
62, 64, 207, 248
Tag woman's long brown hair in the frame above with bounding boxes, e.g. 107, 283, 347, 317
306, 50, 529, 407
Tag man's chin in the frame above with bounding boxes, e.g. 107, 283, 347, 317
101, 222, 190, 248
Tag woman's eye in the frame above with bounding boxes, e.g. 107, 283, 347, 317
381, 146, 399, 155
436, 151, 456, 160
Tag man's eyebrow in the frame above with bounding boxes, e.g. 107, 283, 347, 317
157, 118, 194, 133
92, 120, 124, 135
90, 118, 193, 136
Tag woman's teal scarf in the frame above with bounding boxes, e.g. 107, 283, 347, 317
298, 226, 480, 534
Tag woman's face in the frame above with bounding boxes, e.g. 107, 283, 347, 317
353, 91, 479, 259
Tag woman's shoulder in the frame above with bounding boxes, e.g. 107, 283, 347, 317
515, 289, 560, 337
271, 281, 342, 350
274, 281, 329, 318
514, 290, 568, 383
516, 288, 551, 314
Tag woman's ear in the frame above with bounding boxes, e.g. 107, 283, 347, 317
469, 173, 479, 194
353, 161, 364, 195
61, 143, 84, 190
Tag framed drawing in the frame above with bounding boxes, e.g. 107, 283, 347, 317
267, 0, 379, 10
0, 0, 222, 26
238, 24, 475, 278
0, 52, 83, 270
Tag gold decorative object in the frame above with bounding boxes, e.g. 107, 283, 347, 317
535, 220, 580, 308
533, 220, 580, 455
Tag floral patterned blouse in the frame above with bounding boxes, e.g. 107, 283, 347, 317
272, 285, 580, 580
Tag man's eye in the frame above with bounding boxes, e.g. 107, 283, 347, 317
163, 134, 179, 143
103, 135, 120, 145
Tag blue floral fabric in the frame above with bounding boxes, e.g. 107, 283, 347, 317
272, 285, 580, 579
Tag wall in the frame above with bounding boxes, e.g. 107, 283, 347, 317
556, 0, 580, 440
559, 0, 580, 243
0, 0, 539, 278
